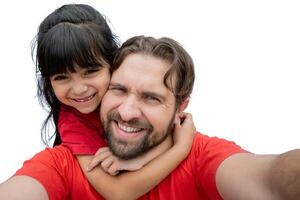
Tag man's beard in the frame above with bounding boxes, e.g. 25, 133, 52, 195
103, 110, 175, 159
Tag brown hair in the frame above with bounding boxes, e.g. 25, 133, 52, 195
112, 35, 195, 106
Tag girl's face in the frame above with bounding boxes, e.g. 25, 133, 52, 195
50, 63, 110, 114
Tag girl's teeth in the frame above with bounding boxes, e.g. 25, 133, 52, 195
74, 94, 95, 102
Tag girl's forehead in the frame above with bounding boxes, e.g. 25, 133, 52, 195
47, 57, 106, 76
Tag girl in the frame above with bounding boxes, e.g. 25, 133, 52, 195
35, 3, 195, 200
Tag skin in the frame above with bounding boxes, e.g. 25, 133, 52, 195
0, 112, 195, 200
100, 52, 300, 200
79, 113, 195, 200
0, 176, 48, 200
78, 52, 195, 199
101, 53, 178, 159
0, 44, 300, 200
0, 50, 196, 200
216, 146, 300, 199
2, 51, 300, 199
49, 54, 196, 199
50, 64, 110, 114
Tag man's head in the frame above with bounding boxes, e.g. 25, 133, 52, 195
101, 36, 195, 159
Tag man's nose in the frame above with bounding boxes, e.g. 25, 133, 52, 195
118, 96, 142, 121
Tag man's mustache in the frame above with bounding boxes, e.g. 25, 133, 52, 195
106, 111, 153, 131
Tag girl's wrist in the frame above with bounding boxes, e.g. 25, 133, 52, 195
172, 142, 191, 157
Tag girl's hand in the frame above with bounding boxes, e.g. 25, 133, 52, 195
173, 112, 196, 155
87, 147, 118, 175
87, 147, 144, 175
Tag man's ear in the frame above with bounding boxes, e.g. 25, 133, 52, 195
178, 98, 190, 112
174, 98, 190, 124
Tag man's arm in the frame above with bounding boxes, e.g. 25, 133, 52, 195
216, 150, 300, 200
269, 149, 300, 199
0, 176, 48, 200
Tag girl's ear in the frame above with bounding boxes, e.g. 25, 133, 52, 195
178, 98, 189, 112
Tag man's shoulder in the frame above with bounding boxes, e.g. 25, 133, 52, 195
19, 145, 80, 180
14, 146, 89, 200
48, 145, 74, 157
43, 145, 73, 154
191, 131, 219, 147
192, 131, 240, 147
190, 132, 246, 156
33, 145, 75, 164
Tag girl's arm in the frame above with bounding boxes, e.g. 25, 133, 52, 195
86, 137, 173, 175
77, 112, 195, 200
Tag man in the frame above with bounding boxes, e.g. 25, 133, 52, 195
99, 36, 300, 199
1, 36, 300, 199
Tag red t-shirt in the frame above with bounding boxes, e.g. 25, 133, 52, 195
15, 133, 247, 200
15, 145, 102, 200
58, 105, 106, 154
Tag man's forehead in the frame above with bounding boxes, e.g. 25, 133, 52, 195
112, 53, 170, 78
111, 53, 176, 92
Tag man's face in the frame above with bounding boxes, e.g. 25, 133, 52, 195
100, 53, 178, 159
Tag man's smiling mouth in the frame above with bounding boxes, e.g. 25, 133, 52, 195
118, 122, 143, 133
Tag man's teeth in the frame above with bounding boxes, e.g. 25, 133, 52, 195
118, 123, 142, 133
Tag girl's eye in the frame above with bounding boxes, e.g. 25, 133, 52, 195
84, 68, 99, 76
52, 74, 68, 81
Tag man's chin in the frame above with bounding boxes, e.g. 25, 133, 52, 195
109, 140, 148, 160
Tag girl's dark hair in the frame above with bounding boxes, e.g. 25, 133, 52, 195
33, 4, 119, 146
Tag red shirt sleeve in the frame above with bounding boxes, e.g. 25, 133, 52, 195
14, 146, 104, 200
14, 146, 71, 200
193, 133, 248, 199
58, 105, 107, 155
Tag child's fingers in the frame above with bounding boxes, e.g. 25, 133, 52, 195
108, 170, 119, 176
94, 147, 110, 156
178, 112, 193, 126
101, 156, 114, 172
173, 112, 195, 142
107, 163, 120, 176
174, 112, 190, 128
182, 113, 196, 132
87, 150, 112, 171
174, 114, 181, 126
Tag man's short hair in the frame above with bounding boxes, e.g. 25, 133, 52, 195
112, 36, 195, 106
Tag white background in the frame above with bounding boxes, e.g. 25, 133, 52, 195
0, 0, 299, 182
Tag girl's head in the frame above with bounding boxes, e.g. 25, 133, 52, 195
33, 4, 119, 145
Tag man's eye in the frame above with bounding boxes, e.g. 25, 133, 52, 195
109, 87, 126, 94
110, 87, 124, 91
145, 95, 160, 103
